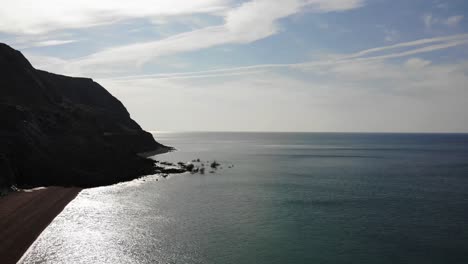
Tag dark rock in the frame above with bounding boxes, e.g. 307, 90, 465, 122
185, 163, 195, 172
0, 155, 15, 188
0, 43, 171, 188
210, 161, 220, 169
161, 168, 186, 174
155, 165, 187, 174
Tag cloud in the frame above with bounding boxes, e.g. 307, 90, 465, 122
21, 30, 467, 133
341, 33, 468, 60
74, 1, 304, 68
0, 0, 229, 34
32, 0, 362, 75
92, 33, 468, 81
444, 15, 464, 27
384, 29, 400, 42
3, 32, 80, 49
99, 57, 468, 132
306, 0, 365, 12
0, 0, 365, 35
24, 54, 68, 71
224, 0, 303, 43
404, 58, 431, 69
26, 33, 468, 81
423, 13, 436, 30
423, 13, 464, 30
348, 39, 468, 61
5, 39, 78, 49
30, 39, 78, 47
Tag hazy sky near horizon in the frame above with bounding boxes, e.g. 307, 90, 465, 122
1, 0, 468, 132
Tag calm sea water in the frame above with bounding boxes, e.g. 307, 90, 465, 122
21, 132, 468, 264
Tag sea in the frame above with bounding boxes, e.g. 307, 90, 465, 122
20, 132, 468, 264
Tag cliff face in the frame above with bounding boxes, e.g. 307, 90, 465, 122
0, 43, 170, 188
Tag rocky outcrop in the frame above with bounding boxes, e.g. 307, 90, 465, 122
0, 155, 15, 194
0, 43, 171, 188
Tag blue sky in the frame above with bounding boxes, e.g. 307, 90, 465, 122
1, 0, 468, 132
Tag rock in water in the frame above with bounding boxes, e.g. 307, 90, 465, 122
0, 43, 171, 188
210, 161, 220, 169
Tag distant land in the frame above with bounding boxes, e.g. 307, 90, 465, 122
0, 43, 171, 190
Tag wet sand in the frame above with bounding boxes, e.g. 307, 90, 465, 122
0, 187, 81, 264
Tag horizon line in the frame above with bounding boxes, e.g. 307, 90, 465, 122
148, 130, 468, 135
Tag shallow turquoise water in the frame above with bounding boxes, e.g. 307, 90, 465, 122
21, 133, 468, 263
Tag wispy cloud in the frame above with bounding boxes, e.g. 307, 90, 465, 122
384, 29, 399, 42
0, 0, 365, 35
100, 56, 468, 132
423, 13, 436, 30
444, 15, 464, 27
92, 33, 468, 81
404, 58, 431, 69
4, 33, 80, 49
0, 0, 229, 34
67, 0, 364, 70
27, 33, 468, 81
341, 33, 468, 59
305, 0, 365, 12
423, 13, 464, 30
30, 39, 78, 47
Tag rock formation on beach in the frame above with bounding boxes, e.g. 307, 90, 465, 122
0, 43, 171, 188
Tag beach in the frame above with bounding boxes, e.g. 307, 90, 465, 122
0, 187, 81, 264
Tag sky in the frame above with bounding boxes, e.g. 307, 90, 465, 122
1, 0, 468, 132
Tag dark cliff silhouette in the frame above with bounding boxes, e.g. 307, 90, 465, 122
0, 43, 170, 188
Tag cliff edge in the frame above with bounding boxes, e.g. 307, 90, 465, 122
0, 43, 170, 188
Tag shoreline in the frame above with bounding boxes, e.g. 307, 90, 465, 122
0, 186, 81, 264
0, 148, 169, 264
138, 146, 175, 158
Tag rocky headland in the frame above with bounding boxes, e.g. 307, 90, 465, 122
0, 43, 172, 190
0, 43, 237, 264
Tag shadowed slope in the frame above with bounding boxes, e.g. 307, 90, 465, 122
0, 43, 170, 188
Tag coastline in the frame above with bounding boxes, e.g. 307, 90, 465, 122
0, 187, 81, 264
0, 148, 168, 264
138, 146, 175, 158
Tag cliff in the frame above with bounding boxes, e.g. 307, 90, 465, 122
0, 43, 170, 188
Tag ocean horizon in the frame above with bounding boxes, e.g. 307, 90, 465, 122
20, 132, 468, 264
